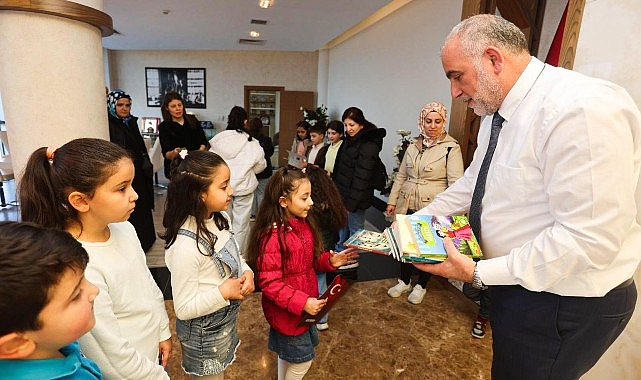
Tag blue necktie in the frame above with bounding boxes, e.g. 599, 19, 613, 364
468, 112, 504, 244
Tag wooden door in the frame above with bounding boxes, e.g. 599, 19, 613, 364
278, 91, 314, 167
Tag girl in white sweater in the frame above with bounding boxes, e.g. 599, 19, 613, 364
19, 138, 171, 379
161, 150, 254, 379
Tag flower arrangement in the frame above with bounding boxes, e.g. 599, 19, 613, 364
301, 105, 329, 129
380, 129, 413, 196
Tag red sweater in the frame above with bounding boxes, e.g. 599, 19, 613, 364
257, 217, 336, 336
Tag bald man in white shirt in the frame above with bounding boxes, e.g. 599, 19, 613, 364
414, 14, 640, 380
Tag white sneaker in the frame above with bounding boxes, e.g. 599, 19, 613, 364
338, 262, 359, 270
316, 322, 329, 331
448, 279, 464, 292
407, 284, 427, 304
387, 279, 412, 298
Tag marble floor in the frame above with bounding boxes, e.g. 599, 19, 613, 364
2, 176, 493, 379
164, 276, 493, 380
146, 178, 493, 379
0, 177, 18, 222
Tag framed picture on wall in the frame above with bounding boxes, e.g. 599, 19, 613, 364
145, 67, 206, 109
140, 117, 160, 133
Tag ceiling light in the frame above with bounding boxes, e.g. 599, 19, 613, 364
249, 30, 260, 38
259, 0, 274, 9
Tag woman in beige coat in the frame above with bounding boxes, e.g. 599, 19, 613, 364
385, 102, 464, 304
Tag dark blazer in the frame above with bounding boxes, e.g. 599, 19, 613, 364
256, 133, 274, 179
311, 144, 329, 169
158, 114, 208, 178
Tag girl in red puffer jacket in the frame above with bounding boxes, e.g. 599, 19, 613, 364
247, 166, 357, 379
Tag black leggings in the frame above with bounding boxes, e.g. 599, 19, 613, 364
400, 263, 431, 287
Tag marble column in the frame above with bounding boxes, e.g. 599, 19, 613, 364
0, 0, 113, 178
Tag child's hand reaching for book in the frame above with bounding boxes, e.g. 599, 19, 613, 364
219, 276, 246, 300
330, 247, 359, 268
303, 297, 328, 315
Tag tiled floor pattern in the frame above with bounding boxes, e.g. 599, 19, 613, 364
1, 176, 492, 379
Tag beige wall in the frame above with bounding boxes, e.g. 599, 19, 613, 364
320, 0, 564, 178
322, 0, 463, 175
575, 0, 641, 379
108, 50, 318, 130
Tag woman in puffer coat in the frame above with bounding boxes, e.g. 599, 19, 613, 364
385, 102, 463, 305
209, 106, 266, 256
332, 107, 386, 257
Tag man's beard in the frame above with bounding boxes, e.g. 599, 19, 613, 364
468, 64, 503, 116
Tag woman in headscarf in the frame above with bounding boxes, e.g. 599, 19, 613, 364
107, 89, 156, 252
385, 101, 464, 304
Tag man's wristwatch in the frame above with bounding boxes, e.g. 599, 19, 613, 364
472, 263, 488, 290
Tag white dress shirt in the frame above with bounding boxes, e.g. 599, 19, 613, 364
418, 57, 641, 296
307, 142, 325, 165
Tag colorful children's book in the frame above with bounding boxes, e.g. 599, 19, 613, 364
384, 226, 442, 264
341, 216, 482, 264
394, 214, 483, 262
342, 229, 390, 255
298, 275, 353, 326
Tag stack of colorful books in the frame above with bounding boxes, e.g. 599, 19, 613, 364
343, 214, 483, 263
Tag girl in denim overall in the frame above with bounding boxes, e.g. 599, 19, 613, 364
161, 150, 255, 379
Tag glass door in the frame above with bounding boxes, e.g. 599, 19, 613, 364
245, 86, 284, 168
248, 90, 277, 137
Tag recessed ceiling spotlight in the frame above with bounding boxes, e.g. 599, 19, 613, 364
259, 0, 274, 9
249, 30, 260, 38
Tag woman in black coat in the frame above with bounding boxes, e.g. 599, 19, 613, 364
157, 91, 208, 179
107, 89, 156, 252
332, 107, 386, 258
